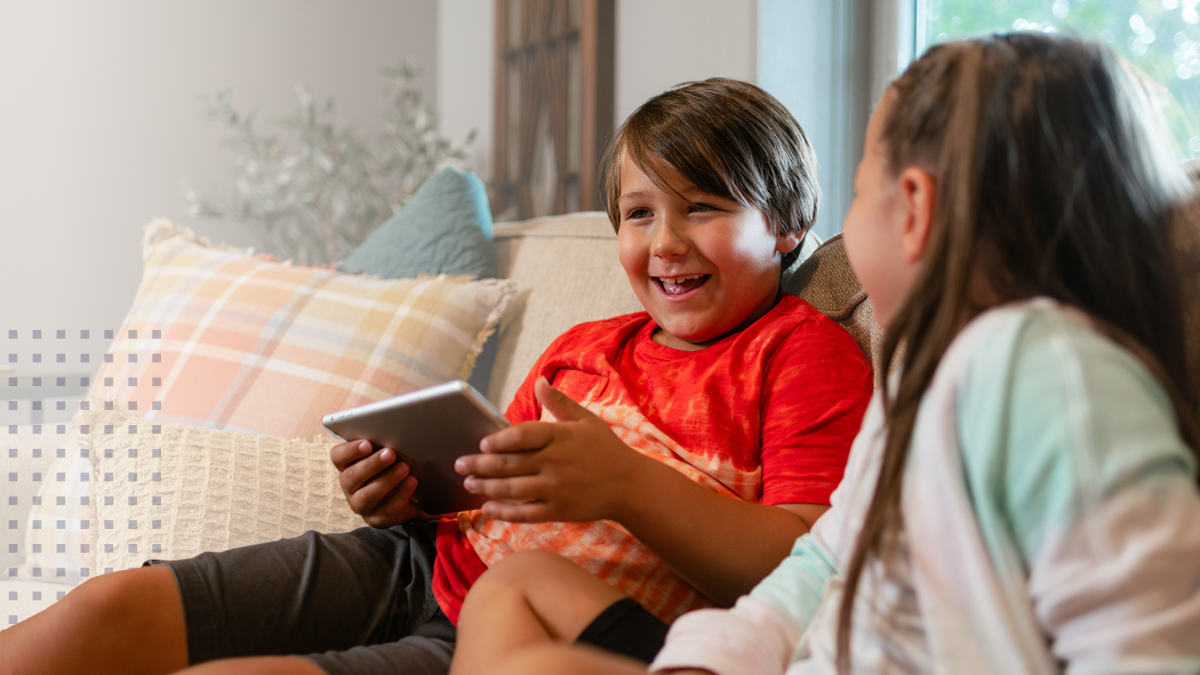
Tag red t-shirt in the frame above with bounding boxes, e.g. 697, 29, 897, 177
432, 294, 872, 624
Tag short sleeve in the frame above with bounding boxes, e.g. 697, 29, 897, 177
759, 315, 873, 506
501, 322, 597, 424
502, 358, 543, 425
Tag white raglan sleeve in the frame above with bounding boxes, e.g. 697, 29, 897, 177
648, 527, 840, 675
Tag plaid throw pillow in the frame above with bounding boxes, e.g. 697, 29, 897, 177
89, 220, 514, 439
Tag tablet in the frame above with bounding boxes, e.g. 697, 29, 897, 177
322, 380, 510, 515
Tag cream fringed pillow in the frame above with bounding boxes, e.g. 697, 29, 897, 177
78, 405, 362, 574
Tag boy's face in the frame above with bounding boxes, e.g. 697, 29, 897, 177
616, 158, 800, 350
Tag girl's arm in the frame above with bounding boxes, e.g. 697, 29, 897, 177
649, 424, 872, 675
649, 534, 839, 675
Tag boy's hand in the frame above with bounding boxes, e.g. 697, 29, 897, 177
331, 440, 429, 527
454, 377, 649, 523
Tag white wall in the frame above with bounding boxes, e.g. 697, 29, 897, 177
615, 0, 758, 120
437, 0, 495, 180
0, 0, 438, 404
758, 0, 901, 241
432, 0, 761, 184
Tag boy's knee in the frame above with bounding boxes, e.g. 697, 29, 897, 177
61, 566, 178, 628
496, 644, 643, 675
486, 550, 568, 585
471, 550, 569, 604
494, 644, 576, 675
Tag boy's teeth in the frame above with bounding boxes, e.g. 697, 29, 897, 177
658, 274, 708, 296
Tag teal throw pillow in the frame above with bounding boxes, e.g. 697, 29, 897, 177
342, 167, 497, 279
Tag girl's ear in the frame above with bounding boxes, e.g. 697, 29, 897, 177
898, 167, 937, 264
776, 230, 802, 254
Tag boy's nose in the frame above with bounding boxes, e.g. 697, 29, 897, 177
651, 220, 689, 258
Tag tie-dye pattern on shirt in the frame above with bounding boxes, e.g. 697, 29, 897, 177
456, 295, 872, 621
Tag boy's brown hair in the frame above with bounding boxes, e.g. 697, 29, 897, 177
602, 78, 820, 239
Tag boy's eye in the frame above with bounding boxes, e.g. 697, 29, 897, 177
625, 208, 652, 220
690, 203, 717, 213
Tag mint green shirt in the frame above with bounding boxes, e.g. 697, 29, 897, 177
654, 301, 1200, 675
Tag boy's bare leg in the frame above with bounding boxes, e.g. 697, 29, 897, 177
450, 550, 626, 675
0, 566, 187, 675
178, 657, 324, 674
494, 644, 650, 675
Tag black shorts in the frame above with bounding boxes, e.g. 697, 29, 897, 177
575, 597, 671, 663
147, 522, 455, 675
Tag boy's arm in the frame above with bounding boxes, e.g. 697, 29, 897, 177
460, 378, 817, 604
459, 317, 871, 606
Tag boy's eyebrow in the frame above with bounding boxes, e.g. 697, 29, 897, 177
679, 188, 734, 203
618, 191, 649, 201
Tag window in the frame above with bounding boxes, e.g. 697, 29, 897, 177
919, 0, 1200, 159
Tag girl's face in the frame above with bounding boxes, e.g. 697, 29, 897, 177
842, 91, 931, 327
616, 157, 800, 351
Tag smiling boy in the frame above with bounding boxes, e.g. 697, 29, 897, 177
0, 79, 872, 675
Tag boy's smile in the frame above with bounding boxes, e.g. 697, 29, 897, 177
656, 274, 708, 296
616, 158, 800, 351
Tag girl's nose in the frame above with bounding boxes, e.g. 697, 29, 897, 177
651, 218, 689, 258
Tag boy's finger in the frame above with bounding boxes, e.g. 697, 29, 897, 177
339, 447, 400, 491
352, 470, 411, 517
343, 454, 409, 504
364, 475, 418, 520
479, 421, 555, 454
480, 500, 552, 523
463, 475, 544, 502
533, 377, 595, 423
330, 439, 374, 470
454, 451, 536, 477
361, 477, 419, 527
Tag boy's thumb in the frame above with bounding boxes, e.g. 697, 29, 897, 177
534, 377, 591, 423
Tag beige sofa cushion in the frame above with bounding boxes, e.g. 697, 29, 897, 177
78, 404, 360, 574
783, 233, 884, 382
487, 213, 642, 410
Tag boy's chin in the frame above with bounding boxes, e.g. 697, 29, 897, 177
653, 324, 728, 350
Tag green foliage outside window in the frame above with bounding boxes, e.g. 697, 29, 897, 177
924, 0, 1200, 159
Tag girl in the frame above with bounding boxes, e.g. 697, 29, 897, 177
449, 33, 1200, 675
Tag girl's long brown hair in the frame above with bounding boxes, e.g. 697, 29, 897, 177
836, 34, 1198, 673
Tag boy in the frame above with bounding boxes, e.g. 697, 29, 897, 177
0, 79, 871, 675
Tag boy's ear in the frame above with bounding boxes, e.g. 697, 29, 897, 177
899, 167, 937, 264
776, 230, 803, 254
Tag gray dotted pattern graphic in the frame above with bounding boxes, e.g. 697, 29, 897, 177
2, 327, 164, 626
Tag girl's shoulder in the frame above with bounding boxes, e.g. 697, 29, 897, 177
960, 300, 1177, 417
953, 299, 1196, 555
962, 300, 1177, 426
